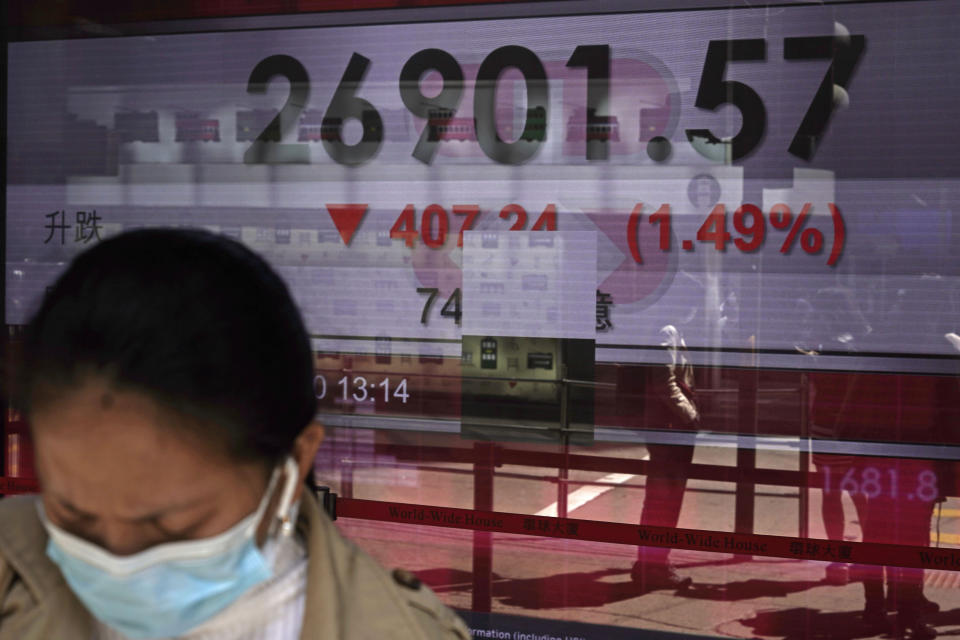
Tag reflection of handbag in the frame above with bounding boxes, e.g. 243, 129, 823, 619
676, 344, 698, 403
677, 378, 696, 403
673, 372, 699, 428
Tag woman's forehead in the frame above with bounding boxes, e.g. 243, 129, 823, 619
32, 383, 262, 517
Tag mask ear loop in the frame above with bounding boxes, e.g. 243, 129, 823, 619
271, 456, 300, 538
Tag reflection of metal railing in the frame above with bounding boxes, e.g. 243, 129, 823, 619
357, 442, 811, 491
325, 431, 960, 613
331, 457, 805, 498
554, 374, 617, 515
317, 411, 960, 460
560, 377, 616, 432
335, 497, 960, 573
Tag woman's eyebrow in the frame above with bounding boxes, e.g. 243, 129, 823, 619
56, 494, 209, 521
57, 497, 97, 518
131, 497, 211, 521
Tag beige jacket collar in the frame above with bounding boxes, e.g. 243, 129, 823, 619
0, 491, 431, 640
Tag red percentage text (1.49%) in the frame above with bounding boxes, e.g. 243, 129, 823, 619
627, 202, 845, 267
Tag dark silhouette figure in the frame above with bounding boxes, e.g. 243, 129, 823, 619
633, 324, 699, 591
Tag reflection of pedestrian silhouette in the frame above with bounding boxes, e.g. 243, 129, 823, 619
863, 279, 953, 639
857, 457, 939, 638
632, 324, 698, 591
805, 288, 871, 586
807, 287, 941, 638
739, 606, 881, 640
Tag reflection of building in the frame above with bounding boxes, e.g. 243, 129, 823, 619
316, 229, 340, 244
318, 117, 341, 142
566, 107, 620, 142
528, 234, 554, 248
520, 106, 547, 142
461, 335, 594, 444
317, 110, 382, 142
237, 108, 279, 142
467, 336, 561, 405
639, 103, 671, 141
174, 111, 220, 142
426, 106, 545, 142
65, 113, 118, 175
427, 109, 475, 141
375, 335, 392, 364
380, 108, 411, 142
480, 336, 498, 369
114, 110, 159, 142
521, 274, 548, 291
297, 109, 325, 141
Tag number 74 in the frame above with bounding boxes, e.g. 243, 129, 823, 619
417, 288, 462, 325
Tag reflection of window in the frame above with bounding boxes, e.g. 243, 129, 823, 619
521, 274, 548, 291
526, 352, 553, 370
317, 230, 339, 244
480, 337, 498, 369
114, 110, 159, 142
481, 302, 501, 318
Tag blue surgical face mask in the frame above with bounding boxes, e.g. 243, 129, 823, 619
38, 456, 301, 640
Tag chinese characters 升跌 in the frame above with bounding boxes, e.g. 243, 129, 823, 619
44, 210, 103, 245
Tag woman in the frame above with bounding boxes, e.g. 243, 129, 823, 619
0, 229, 469, 640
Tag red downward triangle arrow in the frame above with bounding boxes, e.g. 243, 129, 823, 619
325, 204, 368, 246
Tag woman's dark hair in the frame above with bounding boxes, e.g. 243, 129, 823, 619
21, 228, 317, 466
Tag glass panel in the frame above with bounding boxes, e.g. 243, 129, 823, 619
5, 1, 960, 638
